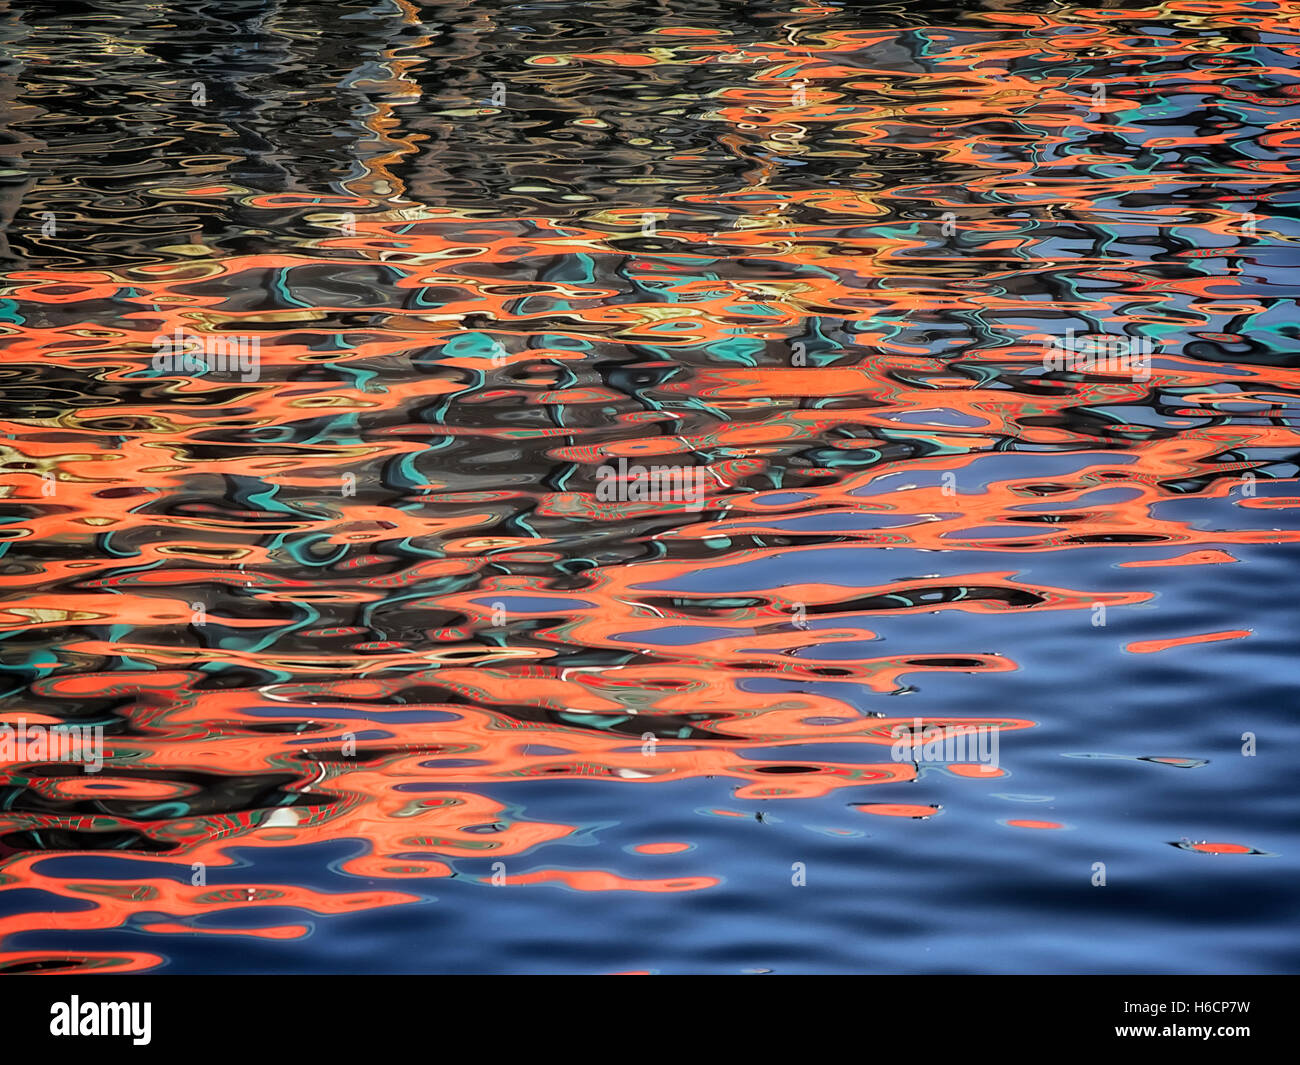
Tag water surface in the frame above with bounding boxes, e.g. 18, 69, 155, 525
0, 0, 1297, 974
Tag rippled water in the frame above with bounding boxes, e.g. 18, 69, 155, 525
1, 0, 1298, 974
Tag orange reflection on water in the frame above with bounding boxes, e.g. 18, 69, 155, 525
1, 0, 1298, 973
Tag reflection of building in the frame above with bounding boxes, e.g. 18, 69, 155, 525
0, 0, 980, 271
0, 0, 429, 268
0, 7, 47, 265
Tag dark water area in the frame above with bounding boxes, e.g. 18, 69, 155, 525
0, 0, 1297, 974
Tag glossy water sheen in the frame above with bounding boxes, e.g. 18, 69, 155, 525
0, 0, 1297, 974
